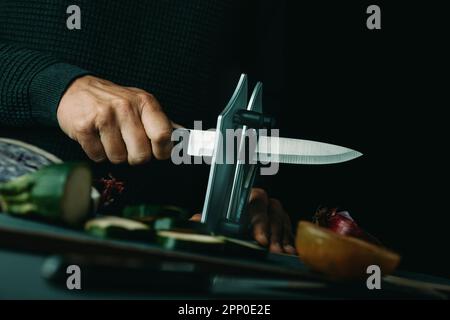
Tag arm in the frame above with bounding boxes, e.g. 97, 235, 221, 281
0, 41, 173, 165
0, 41, 90, 127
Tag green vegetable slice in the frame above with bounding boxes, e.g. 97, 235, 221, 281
153, 217, 208, 234
85, 216, 153, 241
0, 163, 91, 226
157, 230, 225, 253
123, 204, 190, 223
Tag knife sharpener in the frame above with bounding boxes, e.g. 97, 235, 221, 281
201, 74, 273, 238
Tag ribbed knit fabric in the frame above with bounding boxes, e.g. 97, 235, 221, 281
0, 0, 243, 131
0, 0, 283, 210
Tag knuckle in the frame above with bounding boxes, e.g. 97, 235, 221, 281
113, 98, 133, 114
75, 87, 91, 98
151, 129, 172, 146
84, 76, 101, 86
142, 94, 162, 112
73, 119, 94, 136
141, 92, 155, 102
137, 92, 154, 102
95, 105, 114, 127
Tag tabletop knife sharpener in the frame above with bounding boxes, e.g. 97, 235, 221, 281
200, 74, 274, 238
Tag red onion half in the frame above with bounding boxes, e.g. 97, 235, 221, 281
313, 206, 381, 245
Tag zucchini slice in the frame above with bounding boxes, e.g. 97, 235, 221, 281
157, 230, 225, 253
0, 163, 91, 226
85, 216, 153, 241
153, 217, 208, 234
156, 231, 268, 259
123, 204, 190, 223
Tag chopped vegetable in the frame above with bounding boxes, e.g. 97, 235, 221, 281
0, 163, 91, 226
157, 230, 225, 253
85, 216, 153, 241
156, 230, 267, 259
123, 204, 190, 223
153, 217, 208, 234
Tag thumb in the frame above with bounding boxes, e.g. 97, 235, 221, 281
171, 121, 184, 129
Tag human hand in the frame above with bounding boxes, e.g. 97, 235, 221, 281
57, 75, 173, 165
191, 188, 296, 254
247, 188, 296, 254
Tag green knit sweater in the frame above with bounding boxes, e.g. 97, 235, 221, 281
0, 0, 283, 209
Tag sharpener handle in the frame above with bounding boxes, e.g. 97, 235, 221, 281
233, 110, 276, 129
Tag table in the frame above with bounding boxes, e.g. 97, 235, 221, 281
0, 214, 448, 299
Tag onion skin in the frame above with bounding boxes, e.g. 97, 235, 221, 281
313, 206, 381, 245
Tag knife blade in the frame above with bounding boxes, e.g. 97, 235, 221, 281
182, 129, 362, 165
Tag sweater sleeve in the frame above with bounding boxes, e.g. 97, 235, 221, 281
0, 41, 91, 127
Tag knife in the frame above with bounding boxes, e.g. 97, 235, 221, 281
181, 129, 362, 165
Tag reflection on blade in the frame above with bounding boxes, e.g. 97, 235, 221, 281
185, 129, 363, 165
256, 136, 363, 165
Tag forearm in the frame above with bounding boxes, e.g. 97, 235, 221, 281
0, 41, 91, 127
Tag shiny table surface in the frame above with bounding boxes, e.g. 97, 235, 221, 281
0, 214, 449, 299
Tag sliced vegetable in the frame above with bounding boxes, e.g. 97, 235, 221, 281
85, 216, 153, 241
123, 204, 190, 223
153, 217, 208, 234
296, 221, 401, 280
0, 163, 91, 226
156, 230, 267, 259
157, 230, 225, 253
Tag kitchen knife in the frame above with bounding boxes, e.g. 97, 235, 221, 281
181, 129, 362, 165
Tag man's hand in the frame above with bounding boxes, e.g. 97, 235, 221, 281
57, 75, 173, 165
191, 188, 296, 255
247, 188, 296, 254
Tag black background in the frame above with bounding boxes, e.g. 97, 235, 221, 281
276, 1, 449, 278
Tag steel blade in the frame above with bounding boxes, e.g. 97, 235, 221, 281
256, 136, 362, 165
183, 129, 362, 165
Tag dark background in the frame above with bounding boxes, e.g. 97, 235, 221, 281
274, 1, 449, 278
